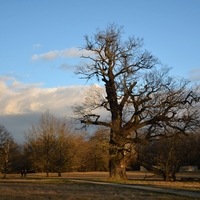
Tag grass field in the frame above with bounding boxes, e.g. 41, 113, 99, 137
0, 172, 199, 200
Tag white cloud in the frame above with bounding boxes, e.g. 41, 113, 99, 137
0, 76, 91, 143
0, 78, 88, 115
31, 47, 93, 62
0, 76, 108, 144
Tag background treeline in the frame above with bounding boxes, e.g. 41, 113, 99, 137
0, 110, 200, 178
0, 111, 110, 177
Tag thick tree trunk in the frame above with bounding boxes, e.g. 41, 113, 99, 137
108, 123, 129, 180
109, 149, 127, 180
109, 160, 127, 180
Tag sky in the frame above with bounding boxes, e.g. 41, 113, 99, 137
0, 0, 200, 143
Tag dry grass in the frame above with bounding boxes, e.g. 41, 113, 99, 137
57, 171, 200, 191
0, 180, 196, 200
126, 180, 200, 191
0, 172, 199, 200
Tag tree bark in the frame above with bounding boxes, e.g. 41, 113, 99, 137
109, 160, 127, 180
109, 146, 127, 180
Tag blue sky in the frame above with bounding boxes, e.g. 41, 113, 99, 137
0, 0, 200, 143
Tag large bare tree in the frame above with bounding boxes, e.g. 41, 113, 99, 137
74, 24, 200, 180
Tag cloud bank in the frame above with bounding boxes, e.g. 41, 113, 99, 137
31, 47, 93, 62
0, 76, 90, 143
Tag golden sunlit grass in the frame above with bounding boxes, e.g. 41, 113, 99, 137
56, 171, 200, 192
105, 179, 200, 192
0, 179, 196, 200
132, 180, 200, 191
0, 172, 199, 200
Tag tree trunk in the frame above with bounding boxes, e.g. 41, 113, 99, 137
58, 172, 61, 177
109, 149, 127, 180
164, 165, 170, 181
164, 172, 170, 182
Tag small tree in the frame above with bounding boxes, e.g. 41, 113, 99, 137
0, 125, 16, 178
136, 134, 179, 181
137, 130, 200, 181
26, 111, 58, 176
26, 111, 79, 177
175, 131, 200, 170
52, 118, 78, 176
74, 24, 200, 180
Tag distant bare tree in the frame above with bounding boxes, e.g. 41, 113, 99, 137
137, 129, 200, 181
25, 111, 79, 177
25, 111, 57, 177
74, 23, 200, 180
0, 125, 16, 178
51, 118, 79, 176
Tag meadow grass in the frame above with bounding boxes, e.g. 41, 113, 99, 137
0, 172, 199, 200
0, 179, 197, 200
